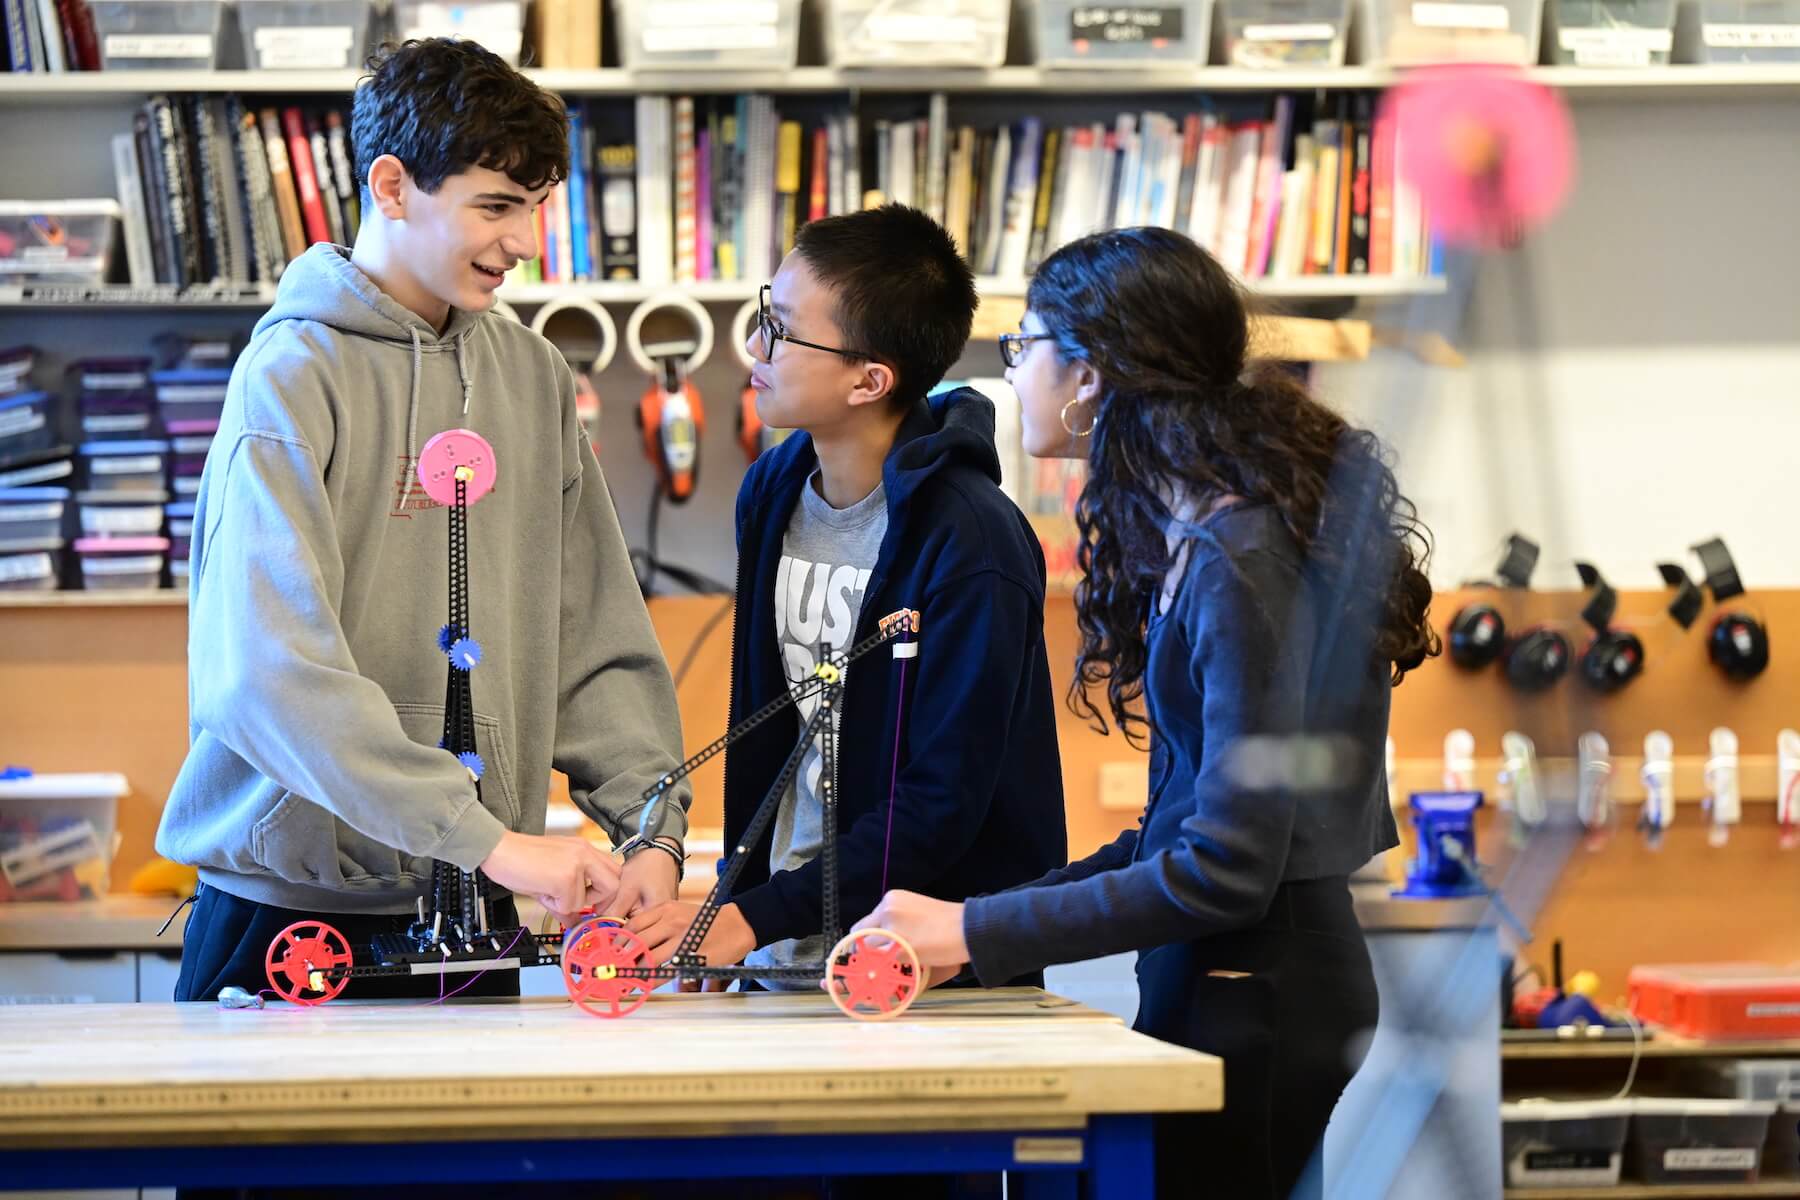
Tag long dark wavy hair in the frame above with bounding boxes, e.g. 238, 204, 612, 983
1026, 227, 1440, 746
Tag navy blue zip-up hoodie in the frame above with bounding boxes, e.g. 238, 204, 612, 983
723, 387, 1068, 979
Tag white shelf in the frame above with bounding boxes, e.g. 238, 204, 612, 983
0, 276, 1444, 311
0, 589, 187, 608
2, 64, 1799, 103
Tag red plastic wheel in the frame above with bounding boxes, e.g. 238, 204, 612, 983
825, 928, 920, 1021
562, 917, 654, 1018
264, 920, 353, 1005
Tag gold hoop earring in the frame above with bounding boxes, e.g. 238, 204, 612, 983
1060, 399, 1095, 439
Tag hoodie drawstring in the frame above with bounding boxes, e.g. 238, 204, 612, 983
405, 326, 424, 489
455, 332, 472, 416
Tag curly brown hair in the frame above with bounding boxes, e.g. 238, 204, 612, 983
1025, 227, 1440, 747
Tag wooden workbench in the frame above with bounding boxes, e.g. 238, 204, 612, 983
0, 988, 1221, 1196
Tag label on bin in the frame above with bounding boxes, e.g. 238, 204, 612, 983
0, 409, 45, 439
1704, 22, 1800, 46
103, 34, 215, 59
90, 456, 161, 476
0, 503, 60, 523
0, 551, 52, 584
868, 13, 979, 42
253, 26, 356, 69
0, 819, 102, 887
1517, 1148, 1618, 1185
1411, 2, 1510, 28
1245, 21, 1339, 39
1559, 27, 1672, 64
1664, 1147, 1758, 1171
1070, 6, 1187, 43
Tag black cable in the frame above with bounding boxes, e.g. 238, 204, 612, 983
672, 595, 735, 692
633, 483, 732, 599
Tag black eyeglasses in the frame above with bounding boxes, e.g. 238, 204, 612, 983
756, 284, 876, 362
998, 332, 1054, 368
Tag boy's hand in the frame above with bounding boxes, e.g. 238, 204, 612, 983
853, 890, 971, 987
604, 848, 679, 919
628, 900, 757, 967
479, 830, 622, 922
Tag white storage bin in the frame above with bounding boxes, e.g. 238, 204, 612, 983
394, 0, 526, 64
0, 346, 33, 395
1628, 1097, 1776, 1186
78, 490, 169, 538
0, 547, 59, 591
0, 487, 70, 546
617, 0, 801, 69
1693, 1059, 1800, 1103
80, 409, 156, 440
80, 440, 169, 493
1501, 1100, 1632, 1188
153, 369, 230, 426
0, 456, 73, 490
0, 773, 128, 902
1680, 0, 1800, 61
1221, 0, 1356, 62
1037, 0, 1213, 66
1546, 0, 1677, 61
1359, 0, 1543, 61
0, 201, 120, 285
88, 0, 227, 69
0, 951, 138, 1002
0, 391, 56, 457
237, 0, 372, 69
825, 0, 1011, 67
74, 536, 168, 592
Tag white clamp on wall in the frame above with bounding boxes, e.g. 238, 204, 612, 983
530, 296, 620, 375
1443, 729, 1476, 792
731, 297, 760, 373
1778, 728, 1800, 849
626, 291, 714, 378
1576, 731, 1613, 839
1499, 731, 1546, 829
1702, 726, 1741, 848
1640, 730, 1675, 847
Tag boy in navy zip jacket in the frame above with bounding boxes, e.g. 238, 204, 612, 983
627, 206, 1067, 986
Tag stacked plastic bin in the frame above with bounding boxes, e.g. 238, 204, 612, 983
0, 347, 68, 594
67, 358, 164, 590
153, 366, 227, 590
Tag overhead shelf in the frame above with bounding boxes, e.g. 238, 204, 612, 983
2, 64, 1798, 103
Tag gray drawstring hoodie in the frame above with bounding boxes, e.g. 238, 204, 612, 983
156, 244, 689, 914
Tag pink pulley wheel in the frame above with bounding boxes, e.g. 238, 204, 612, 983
417, 429, 498, 506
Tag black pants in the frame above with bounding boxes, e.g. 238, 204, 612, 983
1134, 875, 1377, 1200
173, 880, 522, 1003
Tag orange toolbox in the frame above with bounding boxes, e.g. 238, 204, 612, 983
1629, 963, 1800, 1040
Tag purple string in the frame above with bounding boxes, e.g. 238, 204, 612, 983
424, 924, 529, 1006
880, 651, 913, 895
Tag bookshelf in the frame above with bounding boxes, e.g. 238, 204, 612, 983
4, 64, 1800, 102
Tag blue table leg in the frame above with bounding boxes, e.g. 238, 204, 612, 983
1084, 1114, 1155, 1198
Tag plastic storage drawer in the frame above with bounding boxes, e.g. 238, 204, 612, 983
169, 434, 215, 481
170, 556, 191, 589
1692, 1059, 1800, 1102
1684, 0, 1800, 61
1546, 0, 1676, 62
80, 407, 156, 440
0, 773, 129, 902
1359, 0, 1543, 62
1633, 963, 1800, 1040
1502, 1100, 1632, 1188
0, 391, 56, 457
1037, 0, 1213, 66
167, 500, 195, 559
78, 490, 169, 538
74, 536, 168, 591
72, 358, 153, 396
88, 0, 227, 69
617, 0, 801, 70
0, 201, 120, 285
153, 370, 230, 426
80, 441, 169, 493
394, 0, 526, 64
1770, 1102, 1800, 1177
0, 487, 70, 547
0, 346, 33, 394
0, 547, 59, 591
1221, 0, 1355, 63
1628, 1098, 1775, 1185
237, 0, 372, 69
825, 0, 1011, 67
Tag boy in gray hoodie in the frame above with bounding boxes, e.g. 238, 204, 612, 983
157, 39, 689, 1001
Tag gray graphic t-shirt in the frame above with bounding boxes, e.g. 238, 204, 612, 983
744, 471, 887, 989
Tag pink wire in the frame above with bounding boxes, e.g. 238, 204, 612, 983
880, 653, 912, 895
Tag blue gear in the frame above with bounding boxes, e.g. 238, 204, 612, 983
436, 624, 456, 653
448, 637, 483, 670
457, 752, 485, 780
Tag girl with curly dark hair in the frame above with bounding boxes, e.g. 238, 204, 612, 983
854, 227, 1440, 1198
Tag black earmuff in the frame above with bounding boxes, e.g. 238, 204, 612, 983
1504, 627, 1571, 692
1575, 562, 1643, 694
1709, 611, 1770, 681
1449, 604, 1507, 669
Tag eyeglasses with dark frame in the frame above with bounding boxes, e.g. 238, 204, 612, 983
998, 332, 1054, 368
756, 283, 878, 362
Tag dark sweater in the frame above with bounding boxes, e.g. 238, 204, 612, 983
724, 388, 1068, 971
964, 502, 1400, 985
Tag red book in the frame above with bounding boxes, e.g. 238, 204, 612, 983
281, 107, 331, 246
808, 125, 829, 224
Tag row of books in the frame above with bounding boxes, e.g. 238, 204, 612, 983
105, 90, 1438, 294
2, 0, 97, 72
111, 96, 358, 289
